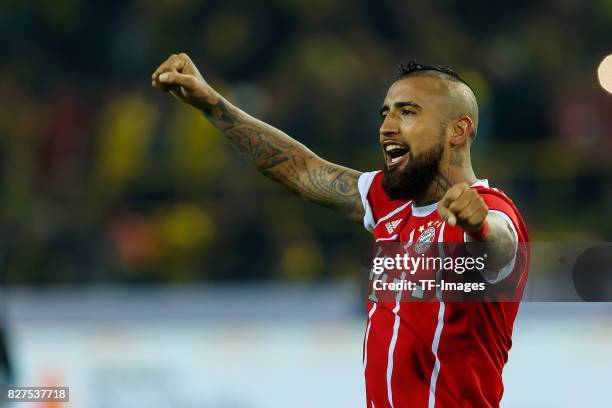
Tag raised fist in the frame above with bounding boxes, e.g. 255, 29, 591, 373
437, 182, 488, 233
152, 53, 218, 110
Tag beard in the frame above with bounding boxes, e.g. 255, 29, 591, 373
382, 142, 443, 200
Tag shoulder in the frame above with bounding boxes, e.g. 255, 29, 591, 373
472, 180, 529, 242
358, 171, 410, 233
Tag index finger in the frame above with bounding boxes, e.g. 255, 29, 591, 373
437, 203, 457, 226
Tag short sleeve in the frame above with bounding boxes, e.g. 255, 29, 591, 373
358, 171, 378, 233
466, 191, 523, 284
480, 193, 525, 242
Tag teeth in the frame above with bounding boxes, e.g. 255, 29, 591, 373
385, 144, 404, 153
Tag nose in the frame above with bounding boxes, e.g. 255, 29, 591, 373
380, 112, 399, 138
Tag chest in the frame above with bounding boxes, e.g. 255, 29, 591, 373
372, 205, 463, 245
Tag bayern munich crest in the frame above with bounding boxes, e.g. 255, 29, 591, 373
414, 226, 436, 253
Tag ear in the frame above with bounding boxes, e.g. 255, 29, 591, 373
449, 116, 473, 146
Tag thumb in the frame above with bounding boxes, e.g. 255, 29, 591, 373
437, 203, 457, 226
158, 72, 196, 90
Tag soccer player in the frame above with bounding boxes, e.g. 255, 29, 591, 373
152, 54, 529, 408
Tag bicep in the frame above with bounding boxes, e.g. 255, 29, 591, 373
487, 211, 518, 243
466, 211, 518, 282
480, 212, 519, 283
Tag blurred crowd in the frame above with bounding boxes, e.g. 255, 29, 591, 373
0, 0, 611, 284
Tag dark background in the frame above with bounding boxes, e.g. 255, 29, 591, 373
1, 0, 611, 285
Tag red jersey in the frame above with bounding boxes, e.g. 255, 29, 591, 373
358, 171, 529, 408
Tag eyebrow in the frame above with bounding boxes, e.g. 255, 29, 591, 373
380, 101, 422, 116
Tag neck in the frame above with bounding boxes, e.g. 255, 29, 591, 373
412, 164, 477, 206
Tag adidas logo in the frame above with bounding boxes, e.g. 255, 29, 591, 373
385, 219, 401, 234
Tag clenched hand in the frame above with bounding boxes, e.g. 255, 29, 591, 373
151, 53, 218, 110
437, 182, 489, 233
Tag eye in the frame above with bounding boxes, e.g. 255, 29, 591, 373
401, 109, 414, 116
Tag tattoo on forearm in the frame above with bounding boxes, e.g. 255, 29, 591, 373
302, 159, 362, 215
227, 125, 292, 173
202, 99, 291, 173
202, 99, 241, 129
201, 98, 363, 220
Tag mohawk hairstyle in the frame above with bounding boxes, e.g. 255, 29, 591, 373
396, 61, 474, 93
397, 61, 479, 138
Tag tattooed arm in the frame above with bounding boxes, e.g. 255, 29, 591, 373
152, 53, 364, 222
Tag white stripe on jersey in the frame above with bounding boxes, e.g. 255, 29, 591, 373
385, 271, 406, 408
386, 300, 401, 408
363, 303, 377, 373
375, 234, 398, 242
428, 301, 446, 408
428, 221, 447, 407
375, 201, 412, 227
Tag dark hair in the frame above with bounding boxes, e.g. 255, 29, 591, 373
397, 61, 473, 92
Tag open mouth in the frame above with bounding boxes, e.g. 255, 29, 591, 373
383, 142, 410, 169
